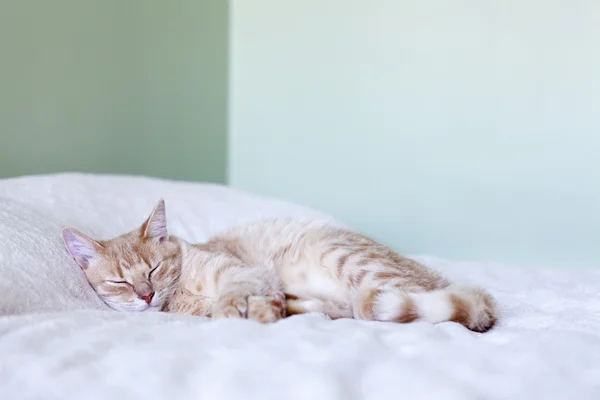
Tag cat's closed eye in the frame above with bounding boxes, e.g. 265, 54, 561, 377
149, 261, 164, 280
105, 280, 130, 286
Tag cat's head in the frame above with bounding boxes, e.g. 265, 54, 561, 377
62, 199, 182, 312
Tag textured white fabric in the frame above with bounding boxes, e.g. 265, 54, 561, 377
0, 174, 599, 400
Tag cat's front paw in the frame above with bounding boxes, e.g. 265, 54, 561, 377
247, 292, 286, 323
163, 288, 212, 317
213, 293, 248, 319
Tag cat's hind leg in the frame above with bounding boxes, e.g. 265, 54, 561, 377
323, 247, 497, 332
285, 296, 352, 319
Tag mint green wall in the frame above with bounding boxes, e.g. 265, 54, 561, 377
230, 0, 600, 267
0, 0, 227, 182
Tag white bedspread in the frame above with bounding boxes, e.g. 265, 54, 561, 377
0, 174, 599, 400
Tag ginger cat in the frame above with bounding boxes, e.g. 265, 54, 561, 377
62, 200, 497, 332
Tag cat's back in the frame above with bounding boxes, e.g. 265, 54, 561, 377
208, 218, 344, 264
214, 217, 341, 245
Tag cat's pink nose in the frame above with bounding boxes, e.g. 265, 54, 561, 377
140, 292, 154, 305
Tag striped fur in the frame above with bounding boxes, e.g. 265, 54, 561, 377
63, 200, 497, 331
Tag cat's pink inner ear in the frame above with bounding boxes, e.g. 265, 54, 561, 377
141, 199, 168, 241
62, 227, 103, 269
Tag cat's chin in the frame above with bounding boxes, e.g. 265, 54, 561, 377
104, 300, 154, 313
143, 306, 161, 312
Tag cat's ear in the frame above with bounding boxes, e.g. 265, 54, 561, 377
140, 199, 168, 241
62, 227, 105, 269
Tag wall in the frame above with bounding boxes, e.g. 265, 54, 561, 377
230, 0, 600, 267
0, 0, 228, 183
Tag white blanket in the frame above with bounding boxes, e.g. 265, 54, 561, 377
0, 174, 599, 400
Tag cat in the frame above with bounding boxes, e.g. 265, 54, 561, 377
62, 200, 497, 332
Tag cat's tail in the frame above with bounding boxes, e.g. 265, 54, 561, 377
357, 285, 497, 332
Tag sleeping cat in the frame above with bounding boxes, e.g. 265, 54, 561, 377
62, 200, 497, 332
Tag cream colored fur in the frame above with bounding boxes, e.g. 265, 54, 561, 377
62, 200, 497, 331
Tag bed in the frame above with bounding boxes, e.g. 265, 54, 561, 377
0, 173, 599, 400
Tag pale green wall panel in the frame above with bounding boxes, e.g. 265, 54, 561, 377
0, 0, 227, 183
230, 0, 600, 267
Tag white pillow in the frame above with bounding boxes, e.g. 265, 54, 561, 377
0, 173, 331, 315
